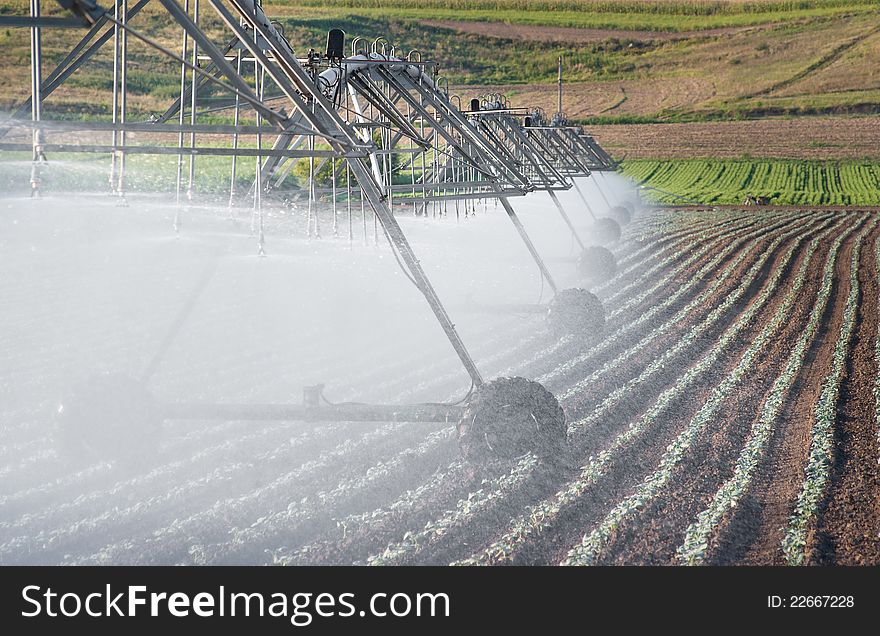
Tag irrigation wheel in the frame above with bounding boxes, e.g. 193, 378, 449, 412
546, 287, 605, 337
591, 217, 622, 245
607, 205, 632, 226
578, 245, 617, 287
457, 377, 566, 462
55, 373, 162, 467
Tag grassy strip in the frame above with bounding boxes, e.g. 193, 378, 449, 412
273, 1, 878, 32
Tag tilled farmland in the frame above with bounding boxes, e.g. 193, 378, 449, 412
2, 203, 879, 566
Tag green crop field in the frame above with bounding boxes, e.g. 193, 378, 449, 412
281, 0, 880, 32
621, 159, 880, 205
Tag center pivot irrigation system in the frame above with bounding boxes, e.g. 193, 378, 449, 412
2, 0, 637, 465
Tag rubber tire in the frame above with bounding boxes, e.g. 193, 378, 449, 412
458, 377, 565, 462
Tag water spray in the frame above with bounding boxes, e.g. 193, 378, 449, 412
3, 0, 628, 465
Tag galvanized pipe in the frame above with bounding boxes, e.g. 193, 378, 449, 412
29, 0, 43, 198
162, 401, 465, 423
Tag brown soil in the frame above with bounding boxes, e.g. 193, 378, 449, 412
400, 214, 811, 565
594, 215, 845, 564
712, 215, 865, 565
196, 211, 880, 566
812, 227, 880, 565
13, 207, 880, 565
455, 78, 717, 121
589, 117, 880, 160
532, 215, 817, 565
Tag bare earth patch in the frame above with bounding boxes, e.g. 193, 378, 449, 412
588, 116, 880, 159
452, 78, 717, 119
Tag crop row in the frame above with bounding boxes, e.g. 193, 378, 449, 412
189, 427, 456, 565
272, 212, 772, 562
622, 160, 880, 206
58, 226, 688, 565
512, 213, 763, 389
677, 216, 867, 564
876, 234, 880, 452
0, 286, 538, 516
353, 214, 817, 565
596, 213, 738, 297
18, 215, 685, 563
459, 214, 835, 565
549, 213, 769, 387
604, 215, 764, 319
780, 219, 872, 565
0, 421, 386, 564
171, 211, 723, 564
4, 209, 836, 565
544, 212, 807, 394
564, 217, 860, 565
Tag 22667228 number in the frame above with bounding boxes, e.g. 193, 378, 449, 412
768, 595, 854, 608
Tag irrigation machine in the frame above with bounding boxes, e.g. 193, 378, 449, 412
1, 0, 634, 465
